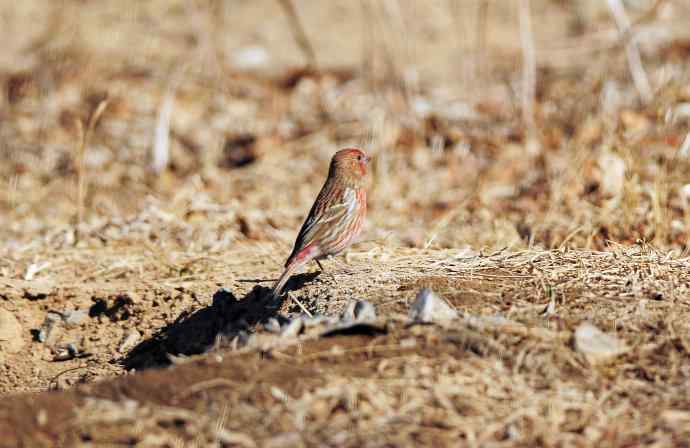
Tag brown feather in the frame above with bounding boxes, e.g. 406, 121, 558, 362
273, 147, 369, 296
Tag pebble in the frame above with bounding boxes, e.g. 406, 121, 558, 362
280, 318, 303, 338
53, 343, 80, 361
264, 318, 282, 334
61, 309, 89, 327
37, 312, 62, 344
575, 322, 627, 364
118, 330, 141, 354
408, 288, 458, 323
232, 46, 269, 70
341, 300, 377, 323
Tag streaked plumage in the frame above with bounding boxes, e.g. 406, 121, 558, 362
273, 148, 369, 296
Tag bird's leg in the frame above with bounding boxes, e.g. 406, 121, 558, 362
315, 258, 336, 283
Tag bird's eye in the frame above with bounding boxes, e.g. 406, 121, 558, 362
357, 155, 362, 161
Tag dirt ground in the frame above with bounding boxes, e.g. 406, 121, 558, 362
3, 0, 690, 446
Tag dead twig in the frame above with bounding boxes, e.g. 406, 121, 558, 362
74, 98, 108, 242
475, 0, 489, 90
518, 0, 536, 139
607, 0, 653, 104
277, 0, 317, 68
178, 378, 240, 399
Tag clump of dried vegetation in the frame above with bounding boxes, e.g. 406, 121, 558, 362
2, 0, 690, 446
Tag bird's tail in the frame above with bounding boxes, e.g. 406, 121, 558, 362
272, 261, 299, 297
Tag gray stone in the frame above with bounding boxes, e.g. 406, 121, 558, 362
61, 309, 89, 327
37, 312, 62, 344
353, 300, 377, 322
341, 300, 377, 323
53, 343, 80, 361
264, 318, 282, 334
280, 318, 303, 338
408, 288, 458, 323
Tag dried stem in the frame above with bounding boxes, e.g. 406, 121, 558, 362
519, 0, 536, 137
277, 0, 317, 68
606, 0, 653, 104
475, 0, 489, 90
74, 98, 108, 241
153, 90, 175, 174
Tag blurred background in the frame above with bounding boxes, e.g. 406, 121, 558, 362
2, 0, 690, 257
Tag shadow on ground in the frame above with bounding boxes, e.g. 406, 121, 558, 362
121, 272, 320, 370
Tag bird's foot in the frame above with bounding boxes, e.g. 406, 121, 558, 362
314, 259, 337, 283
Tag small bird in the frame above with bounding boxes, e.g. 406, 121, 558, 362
273, 147, 370, 296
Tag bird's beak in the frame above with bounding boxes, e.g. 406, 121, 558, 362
364, 155, 371, 164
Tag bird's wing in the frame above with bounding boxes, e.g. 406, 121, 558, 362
285, 188, 357, 266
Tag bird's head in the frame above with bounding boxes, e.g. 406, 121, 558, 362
329, 147, 370, 187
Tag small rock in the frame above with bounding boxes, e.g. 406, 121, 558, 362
575, 322, 627, 364
0, 309, 25, 354
340, 302, 357, 322
341, 300, 377, 323
353, 301, 377, 321
118, 330, 141, 354
598, 151, 626, 198
232, 46, 269, 70
37, 312, 62, 344
36, 409, 48, 427
61, 309, 89, 328
264, 318, 282, 334
53, 342, 80, 361
409, 288, 458, 323
281, 318, 303, 338
323, 302, 385, 337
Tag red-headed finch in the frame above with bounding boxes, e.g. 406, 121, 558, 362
273, 147, 370, 296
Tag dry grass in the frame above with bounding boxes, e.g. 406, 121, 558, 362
2, 0, 690, 446
5, 243, 690, 446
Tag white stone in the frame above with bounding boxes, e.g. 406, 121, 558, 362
341, 300, 377, 323
599, 152, 626, 198
575, 322, 627, 364
409, 288, 458, 323
232, 46, 269, 70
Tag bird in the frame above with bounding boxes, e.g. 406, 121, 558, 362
272, 147, 370, 297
